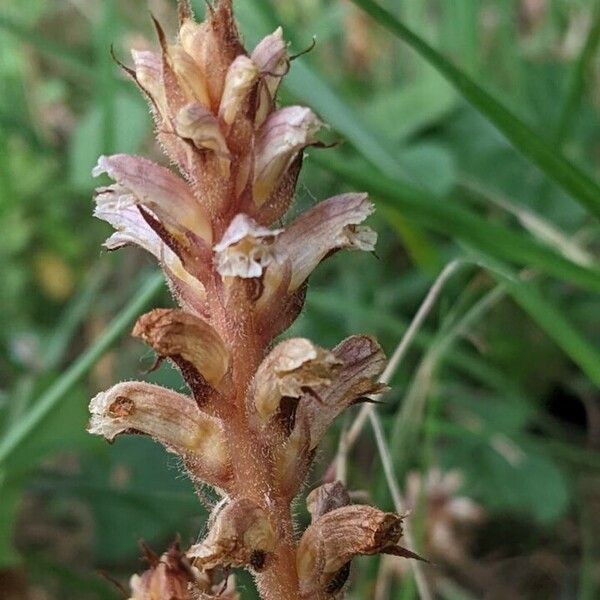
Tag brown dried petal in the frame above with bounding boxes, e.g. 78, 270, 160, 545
93, 154, 213, 244
132, 309, 230, 388
298, 335, 387, 449
129, 542, 194, 600
297, 505, 413, 598
252, 338, 340, 422
306, 482, 351, 522
188, 498, 276, 570
88, 381, 230, 486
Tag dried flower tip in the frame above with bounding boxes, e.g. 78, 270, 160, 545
214, 214, 282, 279
252, 338, 341, 421
254, 106, 322, 206
306, 481, 351, 522
93, 154, 213, 244
132, 309, 230, 388
251, 27, 289, 125
297, 505, 418, 598
188, 498, 276, 571
88, 382, 230, 486
295, 335, 387, 451
129, 542, 194, 600
195, 571, 239, 600
219, 55, 259, 125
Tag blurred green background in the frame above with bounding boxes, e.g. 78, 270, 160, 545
1, 0, 599, 598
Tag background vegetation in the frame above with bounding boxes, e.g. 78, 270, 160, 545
1, 0, 599, 598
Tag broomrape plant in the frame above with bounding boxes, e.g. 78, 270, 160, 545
88, 1, 419, 598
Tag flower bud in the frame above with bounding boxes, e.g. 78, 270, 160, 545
169, 45, 211, 108
219, 55, 259, 126
251, 27, 289, 125
131, 50, 167, 118
178, 2, 244, 109
175, 103, 231, 176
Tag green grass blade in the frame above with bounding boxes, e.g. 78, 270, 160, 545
491, 270, 600, 390
0, 16, 90, 77
314, 152, 600, 293
41, 265, 109, 373
0, 272, 164, 467
554, 7, 600, 147
348, 0, 600, 220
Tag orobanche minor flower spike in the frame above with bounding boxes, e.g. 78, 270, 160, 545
89, 2, 418, 598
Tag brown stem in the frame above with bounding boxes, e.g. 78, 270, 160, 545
218, 308, 301, 599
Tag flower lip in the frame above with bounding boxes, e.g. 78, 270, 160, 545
214, 213, 282, 279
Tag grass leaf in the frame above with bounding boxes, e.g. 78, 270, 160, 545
314, 152, 600, 293
349, 0, 600, 220
0, 272, 164, 467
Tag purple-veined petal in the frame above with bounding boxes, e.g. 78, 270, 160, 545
253, 106, 322, 206
94, 192, 206, 305
93, 154, 213, 244
274, 193, 377, 292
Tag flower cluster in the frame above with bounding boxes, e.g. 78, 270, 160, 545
88, 2, 416, 598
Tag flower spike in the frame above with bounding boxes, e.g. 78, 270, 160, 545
89, 2, 419, 597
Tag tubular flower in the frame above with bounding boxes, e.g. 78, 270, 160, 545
89, 2, 418, 598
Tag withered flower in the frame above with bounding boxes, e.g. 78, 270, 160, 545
297, 485, 422, 598
88, 1, 417, 597
128, 542, 239, 600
